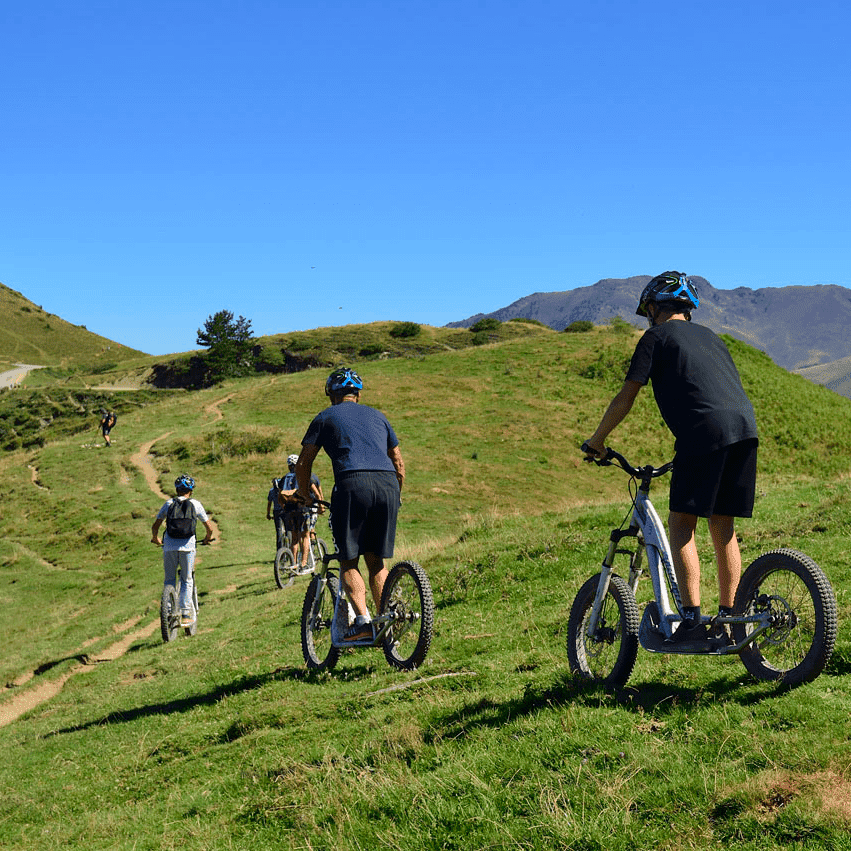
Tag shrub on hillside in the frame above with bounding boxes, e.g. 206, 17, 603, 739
579, 349, 634, 388
509, 317, 547, 327
196, 426, 281, 464
389, 322, 421, 339
470, 317, 501, 333
564, 320, 594, 333
608, 316, 636, 335
359, 344, 386, 357
253, 345, 286, 373
148, 356, 207, 389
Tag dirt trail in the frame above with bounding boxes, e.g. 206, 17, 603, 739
0, 621, 160, 728
129, 431, 221, 539
129, 432, 172, 501
0, 364, 45, 389
204, 392, 236, 423
1, 397, 233, 727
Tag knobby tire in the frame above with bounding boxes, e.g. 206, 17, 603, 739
160, 584, 179, 643
567, 573, 640, 688
380, 561, 434, 670
274, 547, 297, 589
301, 574, 342, 671
733, 548, 837, 686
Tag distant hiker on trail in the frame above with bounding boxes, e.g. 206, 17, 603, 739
99, 409, 117, 447
266, 473, 288, 553
277, 453, 324, 571
151, 474, 214, 629
294, 367, 405, 642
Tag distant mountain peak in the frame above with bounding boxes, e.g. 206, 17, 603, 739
448, 276, 851, 373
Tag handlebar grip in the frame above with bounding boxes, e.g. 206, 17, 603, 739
581, 442, 611, 466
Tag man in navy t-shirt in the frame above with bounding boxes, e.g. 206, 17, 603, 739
295, 367, 405, 642
583, 272, 758, 650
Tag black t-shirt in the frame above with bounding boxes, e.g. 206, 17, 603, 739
625, 320, 758, 456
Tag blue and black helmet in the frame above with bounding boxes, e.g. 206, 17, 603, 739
174, 474, 195, 492
636, 272, 700, 317
325, 367, 363, 397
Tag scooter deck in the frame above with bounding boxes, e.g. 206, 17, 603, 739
639, 602, 732, 656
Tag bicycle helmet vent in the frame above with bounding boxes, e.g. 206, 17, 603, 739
325, 367, 363, 397
174, 474, 195, 492
636, 271, 700, 317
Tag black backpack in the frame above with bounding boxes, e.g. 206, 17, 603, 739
166, 498, 197, 539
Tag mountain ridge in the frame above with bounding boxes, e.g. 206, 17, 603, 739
449, 276, 851, 374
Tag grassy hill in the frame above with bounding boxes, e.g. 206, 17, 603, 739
795, 355, 851, 400
0, 318, 553, 450
2, 325, 851, 849
0, 282, 148, 368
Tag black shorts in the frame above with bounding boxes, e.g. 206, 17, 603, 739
669, 439, 758, 518
283, 509, 310, 535
329, 471, 400, 561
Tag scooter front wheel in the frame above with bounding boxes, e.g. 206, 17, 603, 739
301, 574, 342, 671
160, 585, 179, 643
567, 573, 640, 688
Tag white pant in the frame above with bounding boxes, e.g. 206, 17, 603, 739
163, 548, 196, 613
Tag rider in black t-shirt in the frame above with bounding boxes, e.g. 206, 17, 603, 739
583, 272, 758, 649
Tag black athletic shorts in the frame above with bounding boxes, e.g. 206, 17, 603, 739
283, 508, 310, 535
669, 438, 758, 518
329, 471, 400, 561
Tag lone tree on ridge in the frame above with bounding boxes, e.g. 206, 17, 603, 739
196, 310, 255, 382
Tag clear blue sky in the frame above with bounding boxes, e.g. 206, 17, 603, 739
2, 0, 849, 356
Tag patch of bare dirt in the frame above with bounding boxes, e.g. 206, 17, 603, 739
0, 619, 159, 728
28, 464, 48, 491
741, 769, 851, 826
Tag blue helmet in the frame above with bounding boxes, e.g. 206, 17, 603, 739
325, 367, 363, 397
175, 474, 195, 492
636, 272, 700, 317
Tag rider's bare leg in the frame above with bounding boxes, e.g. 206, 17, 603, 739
340, 553, 387, 618
708, 514, 741, 609
363, 552, 387, 611
668, 511, 701, 607
297, 529, 310, 568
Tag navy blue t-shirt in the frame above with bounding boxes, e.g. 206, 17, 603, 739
625, 320, 758, 456
302, 402, 399, 476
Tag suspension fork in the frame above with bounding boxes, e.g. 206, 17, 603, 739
586, 526, 641, 636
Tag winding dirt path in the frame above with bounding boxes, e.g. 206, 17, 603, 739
129, 432, 172, 501
129, 431, 221, 539
204, 391, 236, 423
1, 398, 232, 727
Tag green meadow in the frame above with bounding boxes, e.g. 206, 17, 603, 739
2, 323, 851, 850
